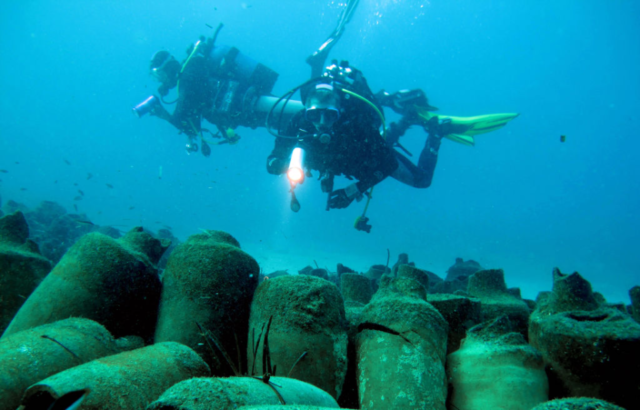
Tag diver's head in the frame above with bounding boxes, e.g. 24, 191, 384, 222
150, 50, 180, 95
305, 83, 341, 133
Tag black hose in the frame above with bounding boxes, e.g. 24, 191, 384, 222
265, 76, 326, 139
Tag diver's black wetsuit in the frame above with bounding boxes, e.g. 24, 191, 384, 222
151, 43, 278, 144
150, 54, 216, 138
167, 56, 215, 136
267, 92, 442, 193
268, 108, 398, 194
268, 73, 397, 194
387, 116, 442, 189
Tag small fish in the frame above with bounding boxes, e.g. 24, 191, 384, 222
206, 23, 213, 28
73, 183, 78, 187
73, 196, 82, 201
73, 204, 78, 212
20, 188, 27, 191
54, 180, 58, 184
78, 189, 84, 196
128, 206, 135, 210
64, 159, 71, 165
106, 183, 114, 189
560, 135, 566, 143
87, 172, 93, 180
15, 161, 19, 164
0, 169, 8, 173
47, 388, 90, 410
74, 219, 95, 226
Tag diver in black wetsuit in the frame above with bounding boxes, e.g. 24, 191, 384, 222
133, 25, 280, 156
265, 61, 450, 211
267, 64, 397, 210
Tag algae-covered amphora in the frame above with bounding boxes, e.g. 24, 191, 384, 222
2, 227, 168, 342
0, 211, 52, 334
154, 230, 259, 374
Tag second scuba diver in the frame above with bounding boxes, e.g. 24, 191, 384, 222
133, 24, 291, 156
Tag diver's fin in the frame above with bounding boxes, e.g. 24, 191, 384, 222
445, 134, 476, 146
307, 0, 361, 73
416, 107, 518, 145
438, 112, 519, 136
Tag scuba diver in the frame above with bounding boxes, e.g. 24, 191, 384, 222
267, 63, 397, 211
133, 24, 300, 156
266, 61, 452, 209
266, 61, 518, 232
265, 0, 518, 232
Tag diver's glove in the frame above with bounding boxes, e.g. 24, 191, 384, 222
329, 183, 362, 209
266, 156, 287, 175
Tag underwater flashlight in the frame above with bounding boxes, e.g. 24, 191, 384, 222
287, 147, 305, 185
132, 95, 160, 118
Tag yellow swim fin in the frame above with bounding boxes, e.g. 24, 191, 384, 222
416, 107, 519, 146
445, 133, 476, 147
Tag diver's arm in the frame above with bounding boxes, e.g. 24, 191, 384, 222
329, 166, 394, 209
148, 99, 197, 138
266, 111, 309, 175
149, 101, 172, 122
328, 143, 397, 209
266, 119, 300, 175
267, 137, 298, 175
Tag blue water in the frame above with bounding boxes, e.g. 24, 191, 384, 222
1, 1, 638, 303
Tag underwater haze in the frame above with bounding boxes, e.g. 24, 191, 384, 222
1, 1, 638, 303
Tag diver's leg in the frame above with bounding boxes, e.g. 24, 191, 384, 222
390, 135, 441, 188
416, 135, 441, 186
391, 152, 431, 188
306, 0, 360, 77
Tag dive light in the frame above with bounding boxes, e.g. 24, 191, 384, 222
287, 147, 305, 185
287, 147, 305, 213
132, 95, 160, 118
